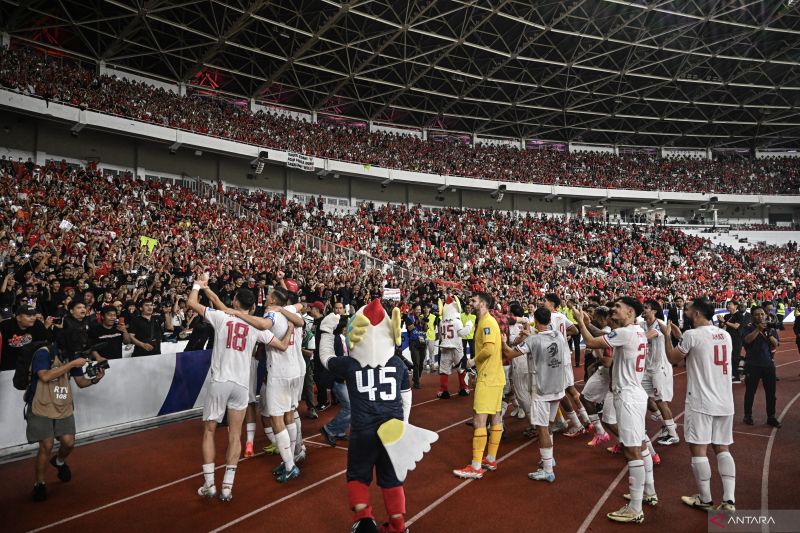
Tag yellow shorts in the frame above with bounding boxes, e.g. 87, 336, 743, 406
473, 384, 504, 415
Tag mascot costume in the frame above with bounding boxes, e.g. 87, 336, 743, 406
319, 299, 438, 533
436, 296, 473, 398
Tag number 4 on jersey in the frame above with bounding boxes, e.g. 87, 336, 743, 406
713, 344, 728, 375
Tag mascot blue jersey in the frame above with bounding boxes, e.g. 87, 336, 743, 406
328, 355, 410, 432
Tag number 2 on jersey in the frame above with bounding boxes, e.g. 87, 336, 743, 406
713, 344, 728, 375
225, 321, 249, 351
635, 343, 647, 372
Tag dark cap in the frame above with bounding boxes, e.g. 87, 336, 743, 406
16, 305, 37, 316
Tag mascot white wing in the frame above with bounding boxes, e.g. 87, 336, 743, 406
378, 419, 439, 482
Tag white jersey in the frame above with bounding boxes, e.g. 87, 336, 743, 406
549, 311, 572, 341
439, 315, 471, 349
283, 305, 306, 374
205, 308, 275, 389
677, 326, 734, 416
645, 320, 667, 373
264, 308, 303, 379
603, 324, 647, 401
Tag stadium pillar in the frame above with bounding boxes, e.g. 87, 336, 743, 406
249, 98, 256, 113
519, 138, 525, 150
312, 110, 317, 123
348, 175, 355, 208
459, 189, 463, 209
405, 183, 410, 207
32, 120, 40, 165
1, 32, 9, 47
179, 83, 186, 97
422, 129, 427, 141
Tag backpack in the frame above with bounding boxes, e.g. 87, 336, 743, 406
13, 341, 53, 391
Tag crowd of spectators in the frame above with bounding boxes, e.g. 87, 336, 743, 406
0, 154, 798, 371
2, 45, 800, 195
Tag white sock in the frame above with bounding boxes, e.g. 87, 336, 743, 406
589, 413, 606, 435
222, 465, 237, 492
716, 452, 736, 503
691, 456, 712, 504
627, 460, 645, 513
275, 429, 295, 470
641, 448, 655, 495
294, 410, 304, 455
55, 457, 65, 466
265, 426, 276, 445
287, 422, 298, 455
540, 447, 554, 473
577, 407, 590, 426
202, 463, 215, 488
555, 411, 565, 425
645, 439, 656, 456
246, 423, 256, 445
664, 419, 677, 438
566, 410, 581, 430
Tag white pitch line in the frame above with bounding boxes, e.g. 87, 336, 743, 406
405, 438, 538, 527
575, 369, 687, 533
733, 431, 771, 438
209, 417, 473, 532
760, 390, 800, 519
28, 452, 265, 532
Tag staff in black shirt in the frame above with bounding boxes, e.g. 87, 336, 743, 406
129, 299, 173, 356
742, 307, 781, 428
719, 301, 744, 383
88, 306, 132, 359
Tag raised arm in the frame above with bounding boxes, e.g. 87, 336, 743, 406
574, 310, 607, 349
227, 309, 274, 331
264, 322, 294, 352
662, 322, 685, 365
317, 313, 341, 369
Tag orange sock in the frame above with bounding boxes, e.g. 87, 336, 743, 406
471, 427, 487, 467
486, 424, 503, 460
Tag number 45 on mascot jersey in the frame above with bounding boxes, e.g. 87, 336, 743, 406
319, 299, 438, 533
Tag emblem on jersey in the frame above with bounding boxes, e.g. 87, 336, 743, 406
484, 327, 491, 335
607, 331, 617, 339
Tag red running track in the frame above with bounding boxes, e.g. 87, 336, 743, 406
1, 332, 798, 533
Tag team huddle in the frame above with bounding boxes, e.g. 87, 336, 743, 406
186, 271, 737, 529
452, 292, 736, 525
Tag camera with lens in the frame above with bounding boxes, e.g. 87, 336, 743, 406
73, 343, 110, 378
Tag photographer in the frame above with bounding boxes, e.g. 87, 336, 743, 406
26, 341, 105, 502
742, 307, 781, 428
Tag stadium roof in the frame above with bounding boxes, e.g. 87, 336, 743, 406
4, 0, 800, 148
